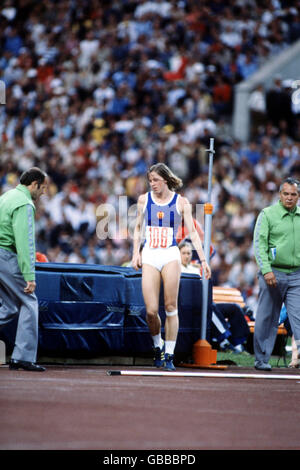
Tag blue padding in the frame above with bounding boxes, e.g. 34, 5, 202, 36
0, 263, 212, 357
34, 271, 61, 301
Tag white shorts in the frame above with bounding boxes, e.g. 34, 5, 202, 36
142, 245, 181, 272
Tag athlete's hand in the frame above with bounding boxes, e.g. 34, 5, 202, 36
131, 253, 142, 271
264, 271, 277, 287
24, 281, 36, 294
201, 261, 211, 280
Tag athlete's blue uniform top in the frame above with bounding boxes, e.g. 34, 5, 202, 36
143, 192, 182, 248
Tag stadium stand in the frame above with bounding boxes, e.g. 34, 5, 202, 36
1, 0, 300, 322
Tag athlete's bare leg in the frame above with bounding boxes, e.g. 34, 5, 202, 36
161, 259, 181, 342
142, 263, 162, 335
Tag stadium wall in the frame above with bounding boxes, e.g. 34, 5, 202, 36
232, 38, 300, 143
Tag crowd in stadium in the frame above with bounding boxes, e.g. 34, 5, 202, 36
1, 0, 300, 313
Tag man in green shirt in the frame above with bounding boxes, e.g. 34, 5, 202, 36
253, 177, 300, 370
0, 167, 48, 371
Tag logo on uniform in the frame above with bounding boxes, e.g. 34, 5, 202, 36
157, 211, 165, 219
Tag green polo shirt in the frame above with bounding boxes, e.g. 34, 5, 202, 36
253, 200, 300, 274
0, 184, 36, 281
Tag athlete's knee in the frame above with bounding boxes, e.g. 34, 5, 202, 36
146, 309, 159, 321
165, 308, 178, 317
165, 300, 177, 314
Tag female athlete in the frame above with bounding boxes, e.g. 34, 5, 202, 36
131, 163, 211, 370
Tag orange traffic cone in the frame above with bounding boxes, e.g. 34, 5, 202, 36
181, 339, 227, 370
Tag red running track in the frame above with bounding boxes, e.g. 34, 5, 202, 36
0, 364, 300, 450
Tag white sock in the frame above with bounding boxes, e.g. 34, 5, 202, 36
165, 340, 176, 355
152, 334, 163, 349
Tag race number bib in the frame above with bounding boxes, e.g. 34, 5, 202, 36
146, 226, 174, 248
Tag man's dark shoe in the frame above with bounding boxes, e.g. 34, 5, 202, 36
9, 359, 46, 372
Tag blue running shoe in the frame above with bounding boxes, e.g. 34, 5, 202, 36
153, 341, 165, 368
164, 353, 176, 371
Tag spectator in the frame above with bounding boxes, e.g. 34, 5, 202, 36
248, 84, 267, 138
0, 0, 299, 320
266, 75, 286, 128
179, 240, 202, 275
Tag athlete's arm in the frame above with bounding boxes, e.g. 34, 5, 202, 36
178, 196, 211, 280
131, 194, 146, 270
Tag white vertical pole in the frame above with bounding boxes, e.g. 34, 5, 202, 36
0, 340, 6, 364
201, 138, 215, 340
